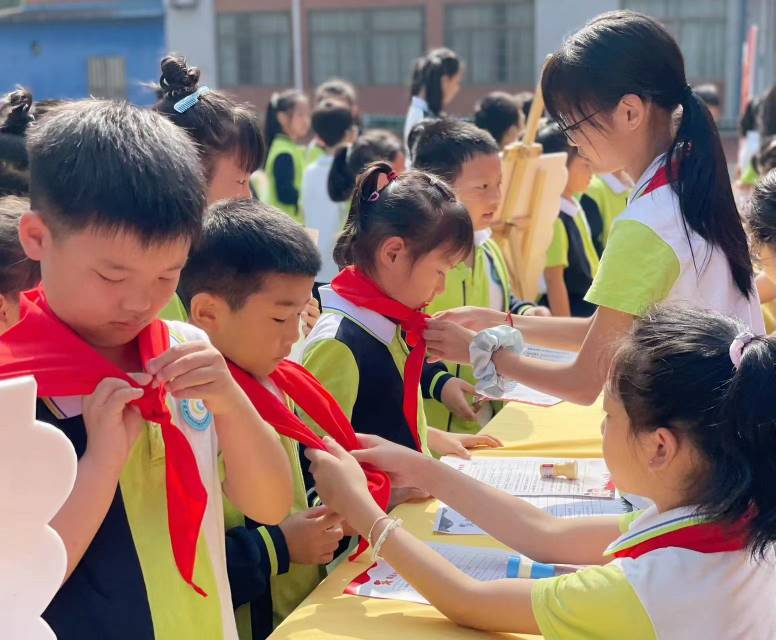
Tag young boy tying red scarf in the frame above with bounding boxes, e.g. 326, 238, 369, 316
177, 199, 389, 639
0, 101, 293, 640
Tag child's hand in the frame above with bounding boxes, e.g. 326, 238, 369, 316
279, 505, 345, 565
432, 306, 498, 332
305, 437, 372, 517
351, 434, 427, 489
388, 486, 431, 510
439, 377, 478, 422
524, 305, 552, 317
301, 297, 321, 337
82, 376, 146, 473
147, 341, 242, 417
427, 428, 503, 460
424, 319, 475, 364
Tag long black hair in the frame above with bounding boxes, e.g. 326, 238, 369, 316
333, 162, 472, 273
327, 129, 402, 202
409, 48, 461, 116
154, 54, 264, 181
263, 89, 306, 160
542, 10, 753, 298
610, 305, 776, 558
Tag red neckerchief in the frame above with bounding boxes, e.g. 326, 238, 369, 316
330, 266, 427, 452
227, 358, 391, 557
0, 288, 208, 596
612, 515, 751, 560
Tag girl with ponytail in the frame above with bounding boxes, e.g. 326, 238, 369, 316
258, 89, 310, 224
403, 48, 462, 157
302, 163, 500, 467
306, 304, 776, 637
425, 10, 764, 406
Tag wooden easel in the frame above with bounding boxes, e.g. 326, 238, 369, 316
494, 76, 568, 301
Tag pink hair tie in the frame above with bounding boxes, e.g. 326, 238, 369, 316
729, 332, 754, 370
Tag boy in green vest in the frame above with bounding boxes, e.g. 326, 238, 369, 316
412, 118, 549, 434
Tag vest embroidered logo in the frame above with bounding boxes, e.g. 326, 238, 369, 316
180, 399, 213, 431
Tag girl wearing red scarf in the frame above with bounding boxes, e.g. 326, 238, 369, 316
302, 163, 501, 468
307, 306, 776, 638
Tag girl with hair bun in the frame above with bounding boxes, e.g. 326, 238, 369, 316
153, 53, 264, 205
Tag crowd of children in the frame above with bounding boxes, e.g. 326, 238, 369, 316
1, 7, 775, 640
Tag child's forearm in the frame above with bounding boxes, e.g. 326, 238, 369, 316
219, 391, 293, 525
545, 272, 571, 317
348, 498, 540, 633
50, 454, 122, 581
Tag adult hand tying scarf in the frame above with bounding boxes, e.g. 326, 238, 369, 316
227, 359, 391, 555
330, 266, 428, 452
0, 288, 208, 596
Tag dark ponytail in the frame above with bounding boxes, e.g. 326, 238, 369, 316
333, 162, 472, 273
263, 89, 305, 160
154, 53, 264, 180
542, 10, 753, 298
409, 48, 461, 116
327, 129, 402, 202
610, 305, 776, 558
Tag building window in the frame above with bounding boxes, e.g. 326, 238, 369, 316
622, 0, 728, 81
88, 57, 126, 100
445, 1, 534, 85
308, 7, 424, 86
218, 11, 292, 87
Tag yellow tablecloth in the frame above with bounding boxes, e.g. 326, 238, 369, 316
269, 400, 605, 640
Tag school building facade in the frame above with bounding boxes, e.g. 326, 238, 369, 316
167, 0, 776, 130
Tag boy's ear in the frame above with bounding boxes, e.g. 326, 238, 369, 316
189, 292, 229, 333
0, 294, 16, 333
18, 212, 50, 261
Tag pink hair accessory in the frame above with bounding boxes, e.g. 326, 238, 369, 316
729, 332, 754, 370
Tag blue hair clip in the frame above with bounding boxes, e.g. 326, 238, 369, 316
173, 86, 211, 114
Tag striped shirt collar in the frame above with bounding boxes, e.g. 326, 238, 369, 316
474, 228, 492, 247
629, 153, 669, 203
605, 504, 707, 557
319, 285, 397, 346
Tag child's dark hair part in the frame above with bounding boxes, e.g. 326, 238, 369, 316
609, 305, 776, 557
748, 169, 776, 249
333, 162, 473, 273
474, 92, 524, 147
0, 195, 39, 296
27, 99, 205, 245
178, 198, 321, 311
264, 89, 306, 159
154, 54, 264, 181
412, 118, 499, 184
410, 48, 461, 116
311, 99, 353, 148
314, 79, 357, 109
542, 10, 754, 298
327, 129, 402, 202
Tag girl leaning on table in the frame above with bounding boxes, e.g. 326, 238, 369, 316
423, 10, 763, 406
306, 305, 776, 639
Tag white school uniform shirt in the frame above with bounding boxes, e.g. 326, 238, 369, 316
403, 95, 433, 163
300, 154, 348, 283
532, 505, 776, 639
585, 153, 765, 334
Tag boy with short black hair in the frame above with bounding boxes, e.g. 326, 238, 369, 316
1, 100, 293, 640
301, 99, 355, 295
412, 117, 547, 434
178, 198, 345, 639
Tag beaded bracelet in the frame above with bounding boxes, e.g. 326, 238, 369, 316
372, 518, 403, 562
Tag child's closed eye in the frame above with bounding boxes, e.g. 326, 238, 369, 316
96, 271, 125, 284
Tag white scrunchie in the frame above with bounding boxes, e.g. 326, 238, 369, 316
469, 325, 525, 397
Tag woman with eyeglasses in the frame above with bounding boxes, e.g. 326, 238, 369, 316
422, 10, 764, 406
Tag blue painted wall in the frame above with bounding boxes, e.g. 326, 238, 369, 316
0, 16, 165, 105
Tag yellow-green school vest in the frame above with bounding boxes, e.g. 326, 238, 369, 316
423, 239, 511, 434
261, 135, 305, 225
